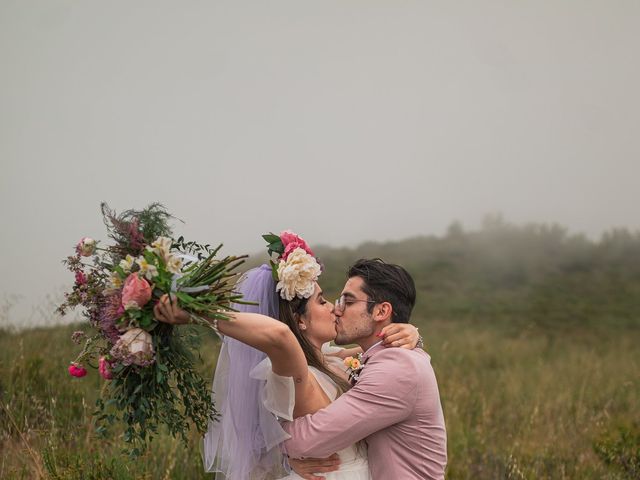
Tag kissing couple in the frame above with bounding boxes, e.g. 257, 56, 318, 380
154, 231, 447, 479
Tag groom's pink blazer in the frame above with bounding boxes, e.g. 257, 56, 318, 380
283, 343, 447, 479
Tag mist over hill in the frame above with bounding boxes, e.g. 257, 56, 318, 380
3, 217, 640, 332
252, 217, 640, 331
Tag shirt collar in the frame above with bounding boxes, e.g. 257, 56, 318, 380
361, 340, 384, 362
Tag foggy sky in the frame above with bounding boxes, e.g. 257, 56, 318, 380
1, 1, 639, 326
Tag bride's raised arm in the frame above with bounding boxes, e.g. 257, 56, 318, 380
154, 294, 336, 419
154, 295, 309, 382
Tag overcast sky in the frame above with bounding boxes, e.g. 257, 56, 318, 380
1, 1, 639, 326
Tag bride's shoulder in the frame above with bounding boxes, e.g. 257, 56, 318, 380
308, 366, 339, 400
249, 356, 296, 421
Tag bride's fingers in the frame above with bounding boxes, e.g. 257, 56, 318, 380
155, 298, 178, 324
155, 295, 189, 324
154, 302, 169, 323
380, 323, 400, 345
382, 331, 405, 346
380, 324, 399, 339
162, 294, 179, 315
167, 302, 184, 321
170, 300, 182, 318
399, 338, 415, 349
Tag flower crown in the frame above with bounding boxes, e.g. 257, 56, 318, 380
262, 231, 322, 301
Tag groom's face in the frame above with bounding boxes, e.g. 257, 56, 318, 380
333, 276, 376, 345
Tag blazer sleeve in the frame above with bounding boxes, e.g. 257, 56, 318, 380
283, 349, 418, 458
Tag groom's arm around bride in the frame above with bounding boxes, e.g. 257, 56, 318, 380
284, 259, 447, 480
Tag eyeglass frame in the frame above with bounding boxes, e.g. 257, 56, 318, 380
334, 294, 377, 314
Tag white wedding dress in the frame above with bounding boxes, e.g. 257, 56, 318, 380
250, 353, 371, 480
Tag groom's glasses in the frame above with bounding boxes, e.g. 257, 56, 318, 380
334, 295, 377, 314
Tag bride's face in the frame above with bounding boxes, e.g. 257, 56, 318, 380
299, 282, 337, 346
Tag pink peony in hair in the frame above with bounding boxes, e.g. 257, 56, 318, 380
280, 230, 315, 260
121, 274, 152, 310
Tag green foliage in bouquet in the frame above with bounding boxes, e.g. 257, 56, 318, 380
95, 324, 213, 457
58, 203, 248, 455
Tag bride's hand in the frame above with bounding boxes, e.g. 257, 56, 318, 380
153, 294, 191, 325
380, 323, 422, 350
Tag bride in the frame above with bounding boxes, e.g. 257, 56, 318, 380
154, 232, 419, 479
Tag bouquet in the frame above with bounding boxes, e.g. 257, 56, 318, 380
57, 203, 247, 455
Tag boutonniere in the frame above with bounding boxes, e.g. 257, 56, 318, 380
344, 354, 364, 384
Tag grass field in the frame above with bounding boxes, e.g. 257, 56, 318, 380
1, 318, 638, 479
3, 221, 640, 478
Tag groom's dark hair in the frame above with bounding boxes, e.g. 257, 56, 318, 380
347, 258, 416, 324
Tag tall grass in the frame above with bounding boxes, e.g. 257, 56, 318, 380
428, 320, 639, 479
0, 325, 220, 479
3, 223, 639, 478
1, 320, 637, 479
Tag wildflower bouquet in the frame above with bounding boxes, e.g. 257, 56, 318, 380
57, 203, 247, 455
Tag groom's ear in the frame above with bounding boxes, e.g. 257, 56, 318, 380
374, 302, 393, 323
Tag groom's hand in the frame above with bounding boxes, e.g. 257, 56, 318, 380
288, 453, 340, 479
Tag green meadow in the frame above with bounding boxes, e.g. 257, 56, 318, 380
2, 220, 638, 479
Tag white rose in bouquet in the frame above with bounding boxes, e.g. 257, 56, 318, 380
112, 328, 155, 366
76, 237, 97, 256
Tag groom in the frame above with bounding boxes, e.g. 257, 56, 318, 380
285, 258, 447, 479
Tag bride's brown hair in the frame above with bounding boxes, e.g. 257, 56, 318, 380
278, 296, 351, 395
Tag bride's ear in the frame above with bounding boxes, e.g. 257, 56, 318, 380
293, 313, 308, 331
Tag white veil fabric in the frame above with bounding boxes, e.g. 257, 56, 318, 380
202, 265, 290, 479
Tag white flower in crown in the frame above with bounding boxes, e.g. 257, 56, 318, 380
276, 248, 322, 301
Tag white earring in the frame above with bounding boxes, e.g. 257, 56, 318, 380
300, 324, 307, 331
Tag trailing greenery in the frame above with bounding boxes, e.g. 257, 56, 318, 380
94, 324, 215, 457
